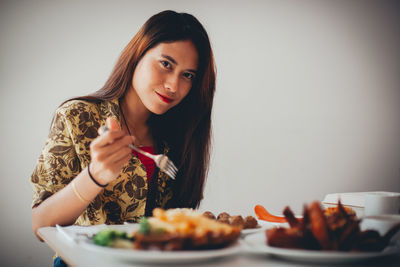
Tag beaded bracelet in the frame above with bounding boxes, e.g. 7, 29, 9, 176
87, 163, 108, 188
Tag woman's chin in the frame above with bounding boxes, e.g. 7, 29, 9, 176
146, 101, 178, 115
148, 105, 170, 115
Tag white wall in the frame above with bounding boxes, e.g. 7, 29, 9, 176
1, 0, 399, 266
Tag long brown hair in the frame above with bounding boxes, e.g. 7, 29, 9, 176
68, 10, 216, 208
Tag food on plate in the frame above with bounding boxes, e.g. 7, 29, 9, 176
203, 211, 216, 220
255, 204, 356, 223
93, 208, 241, 251
202, 211, 260, 229
135, 208, 241, 250
93, 229, 134, 249
254, 205, 289, 223
244, 216, 259, 228
230, 216, 245, 228
324, 205, 356, 217
266, 200, 400, 252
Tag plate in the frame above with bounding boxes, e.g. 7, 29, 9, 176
81, 241, 240, 263
79, 225, 240, 264
241, 231, 400, 263
241, 220, 271, 236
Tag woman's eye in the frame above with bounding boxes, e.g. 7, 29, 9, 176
160, 60, 171, 68
183, 72, 195, 80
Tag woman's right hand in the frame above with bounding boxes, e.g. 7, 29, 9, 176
88, 117, 134, 185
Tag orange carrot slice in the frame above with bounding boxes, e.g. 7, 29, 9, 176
254, 205, 287, 223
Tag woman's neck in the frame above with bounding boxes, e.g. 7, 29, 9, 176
120, 88, 153, 146
121, 88, 150, 129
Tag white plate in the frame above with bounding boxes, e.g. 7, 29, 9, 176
79, 226, 240, 264
241, 231, 400, 263
241, 227, 263, 236
240, 220, 270, 236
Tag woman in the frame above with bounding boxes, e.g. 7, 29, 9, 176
31, 10, 215, 241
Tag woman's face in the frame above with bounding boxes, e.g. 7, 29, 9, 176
131, 40, 199, 115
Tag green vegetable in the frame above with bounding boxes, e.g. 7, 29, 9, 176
93, 229, 117, 246
93, 229, 133, 247
139, 217, 151, 235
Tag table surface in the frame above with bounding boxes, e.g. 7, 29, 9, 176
38, 226, 400, 267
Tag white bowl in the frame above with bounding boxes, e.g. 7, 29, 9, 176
360, 214, 400, 241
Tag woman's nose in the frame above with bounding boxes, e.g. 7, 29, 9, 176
164, 74, 179, 93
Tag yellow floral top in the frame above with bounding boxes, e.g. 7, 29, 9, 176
30, 99, 175, 225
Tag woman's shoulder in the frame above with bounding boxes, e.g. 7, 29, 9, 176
54, 98, 119, 131
53, 99, 104, 139
56, 99, 99, 116
56, 99, 119, 116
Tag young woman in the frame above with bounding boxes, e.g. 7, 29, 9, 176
31, 10, 215, 241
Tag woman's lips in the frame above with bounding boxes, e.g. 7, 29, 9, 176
156, 92, 173, 103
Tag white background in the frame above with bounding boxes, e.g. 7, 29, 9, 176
1, 0, 399, 266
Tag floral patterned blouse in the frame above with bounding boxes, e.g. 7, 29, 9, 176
30, 99, 175, 225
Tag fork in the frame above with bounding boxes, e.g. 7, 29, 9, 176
99, 125, 178, 179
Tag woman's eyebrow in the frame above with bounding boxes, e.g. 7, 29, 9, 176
161, 54, 177, 65
161, 54, 197, 73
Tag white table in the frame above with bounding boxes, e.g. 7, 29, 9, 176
38, 226, 400, 267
